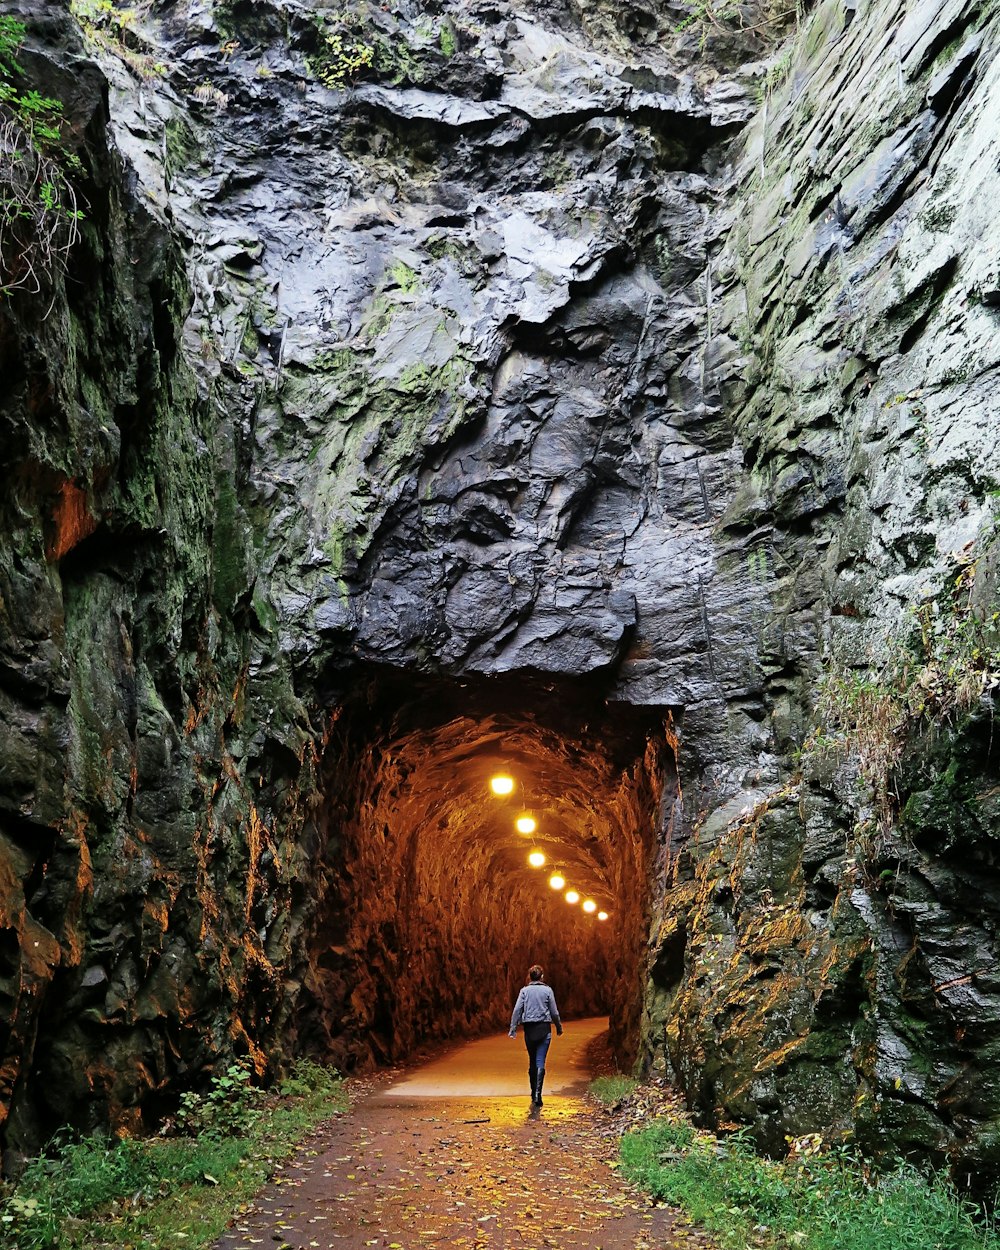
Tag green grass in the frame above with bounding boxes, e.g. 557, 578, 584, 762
589, 1074, 640, 1104
620, 1117, 998, 1250
0, 1061, 348, 1250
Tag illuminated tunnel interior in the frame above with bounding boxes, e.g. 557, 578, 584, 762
298, 671, 675, 1071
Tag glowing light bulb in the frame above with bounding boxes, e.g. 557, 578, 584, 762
528, 851, 546, 868
582, 899, 597, 914
490, 775, 515, 796
549, 874, 565, 890
515, 815, 536, 835
597, 911, 609, 921
565, 890, 580, 904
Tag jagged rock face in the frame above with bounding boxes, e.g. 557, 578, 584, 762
0, 0, 302, 1152
1, 0, 1000, 1184
643, 0, 1000, 1181
131, 0, 760, 699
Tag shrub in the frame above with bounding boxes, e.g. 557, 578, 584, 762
70, 1, 165, 80
674, 0, 801, 47
175, 1062, 264, 1138
307, 21, 374, 89
0, 16, 83, 299
278, 1057, 343, 1099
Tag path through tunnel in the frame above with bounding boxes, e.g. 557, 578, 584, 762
299, 671, 675, 1073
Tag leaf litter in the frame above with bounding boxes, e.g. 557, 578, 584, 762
210, 1073, 713, 1250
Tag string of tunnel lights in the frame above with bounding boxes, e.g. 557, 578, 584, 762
489, 774, 610, 923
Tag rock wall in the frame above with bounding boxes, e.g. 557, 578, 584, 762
1, 0, 999, 1184
643, 0, 1000, 1182
0, 0, 311, 1154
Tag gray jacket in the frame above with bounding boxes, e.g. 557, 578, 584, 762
510, 982, 562, 1033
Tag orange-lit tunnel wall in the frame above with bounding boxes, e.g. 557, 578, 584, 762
295, 671, 674, 1070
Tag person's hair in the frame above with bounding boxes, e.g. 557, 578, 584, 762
528, 964, 544, 982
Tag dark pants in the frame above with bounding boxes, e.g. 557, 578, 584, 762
523, 1022, 552, 1090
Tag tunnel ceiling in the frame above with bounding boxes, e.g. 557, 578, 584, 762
365, 675, 671, 903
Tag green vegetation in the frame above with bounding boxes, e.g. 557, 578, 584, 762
589, 1075, 639, 1104
0, 16, 84, 297
70, 1, 165, 79
803, 549, 1000, 826
175, 1062, 264, 1138
759, 44, 794, 100
0, 1060, 347, 1250
306, 7, 466, 91
620, 1115, 998, 1250
389, 259, 420, 294
439, 23, 457, 58
676, 0, 744, 36
675, 0, 801, 46
307, 22, 375, 89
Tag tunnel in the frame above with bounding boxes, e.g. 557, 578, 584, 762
296, 669, 676, 1072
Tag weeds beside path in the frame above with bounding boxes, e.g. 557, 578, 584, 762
9, 1050, 992, 1250
606, 1083, 998, 1250
0, 1061, 348, 1250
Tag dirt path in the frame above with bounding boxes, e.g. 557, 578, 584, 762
214, 1019, 704, 1250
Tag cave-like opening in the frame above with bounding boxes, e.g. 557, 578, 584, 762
297, 670, 675, 1072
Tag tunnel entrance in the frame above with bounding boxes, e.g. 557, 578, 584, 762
297, 669, 676, 1073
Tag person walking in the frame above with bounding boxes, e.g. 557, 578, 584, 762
508, 964, 563, 1106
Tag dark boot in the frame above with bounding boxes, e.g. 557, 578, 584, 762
535, 1071, 545, 1107
528, 1064, 537, 1101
